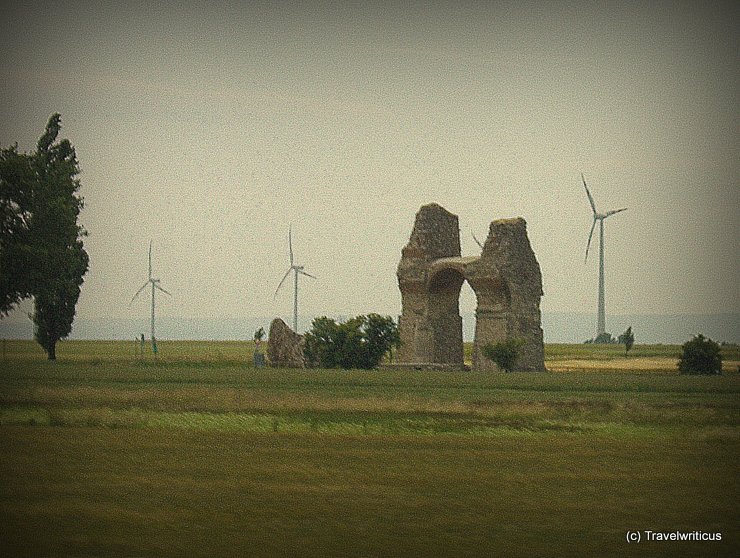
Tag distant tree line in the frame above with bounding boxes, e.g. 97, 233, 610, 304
0, 114, 88, 359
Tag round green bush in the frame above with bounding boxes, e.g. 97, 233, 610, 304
678, 334, 722, 375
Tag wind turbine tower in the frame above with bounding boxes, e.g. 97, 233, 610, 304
582, 174, 627, 339
130, 240, 171, 353
275, 226, 316, 332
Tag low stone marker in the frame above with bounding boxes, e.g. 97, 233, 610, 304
267, 318, 305, 368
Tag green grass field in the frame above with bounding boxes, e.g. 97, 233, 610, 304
1, 340, 738, 557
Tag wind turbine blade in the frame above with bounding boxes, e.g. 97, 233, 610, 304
604, 207, 627, 217
130, 282, 149, 305
584, 217, 597, 263
148, 240, 153, 279
298, 270, 316, 279
274, 268, 292, 297
582, 173, 597, 215
472, 233, 483, 250
289, 226, 294, 266
155, 284, 171, 296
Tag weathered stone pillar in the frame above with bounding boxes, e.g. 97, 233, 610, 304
427, 268, 465, 366
467, 218, 544, 371
396, 204, 461, 365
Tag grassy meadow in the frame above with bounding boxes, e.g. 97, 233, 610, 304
1, 340, 738, 557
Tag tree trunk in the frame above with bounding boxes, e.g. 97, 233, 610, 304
47, 341, 56, 361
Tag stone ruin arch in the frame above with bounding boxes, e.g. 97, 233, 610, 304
396, 203, 545, 371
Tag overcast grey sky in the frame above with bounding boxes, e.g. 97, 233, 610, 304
1, 1, 738, 331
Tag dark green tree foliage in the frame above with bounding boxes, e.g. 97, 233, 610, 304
482, 338, 525, 373
304, 314, 400, 370
678, 334, 722, 375
363, 313, 401, 365
0, 114, 88, 359
304, 317, 343, 368
31, 115, 89, 360
618, 326, 635, 355
0, 146, 37, 313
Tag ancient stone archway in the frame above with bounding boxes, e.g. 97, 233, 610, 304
396, 204, 545, 371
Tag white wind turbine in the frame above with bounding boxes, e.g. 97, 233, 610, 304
582, 173, 627, 339
130, 240, 171, 353
274, 226, 316, 332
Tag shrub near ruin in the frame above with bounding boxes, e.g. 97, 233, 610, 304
678, 334, 722, 375
482, 338, 526, 373
304, 314, 400, 370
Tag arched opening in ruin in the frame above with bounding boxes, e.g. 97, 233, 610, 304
468, 276, 512, 370
427, 266, 488, 368
459, 281, 477, 343
426, 266, 517, 370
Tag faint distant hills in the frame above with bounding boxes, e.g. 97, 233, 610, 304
1, 312, 738, 345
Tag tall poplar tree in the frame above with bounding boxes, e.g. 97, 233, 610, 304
0, 114, 88, 359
